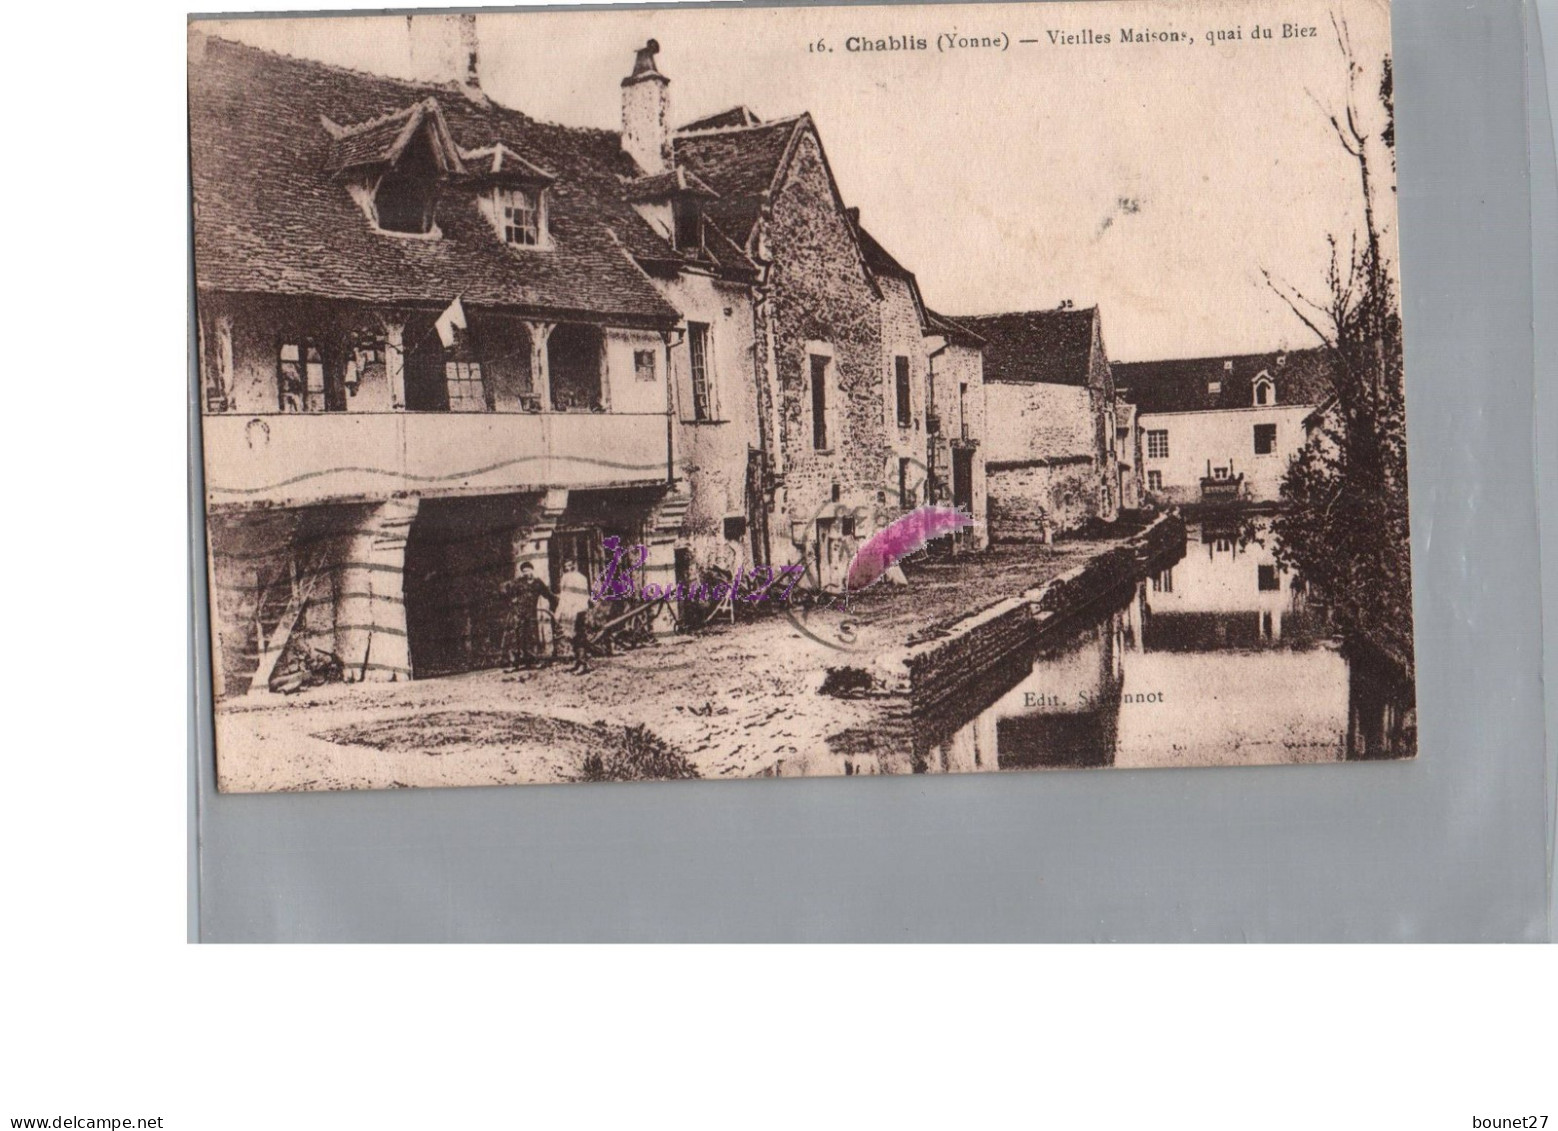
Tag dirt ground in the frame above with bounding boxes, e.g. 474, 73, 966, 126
212, 529, 1139, 792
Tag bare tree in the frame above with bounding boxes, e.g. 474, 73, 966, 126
1265, 15, 1411, 672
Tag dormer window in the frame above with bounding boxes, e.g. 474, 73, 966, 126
375, 164, 438, 234
673, 198, 703, 252
1253, 373, 1275, 406
623, 168, 719, 258
1208, 380, 1222, 395
330, 99, 464, 239
500, 187, 542, 246
457, 143, 554, 250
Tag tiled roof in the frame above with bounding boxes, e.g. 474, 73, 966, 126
621, 167, 718, 202
954, 308, 1100, 386
458, 142, 553, 183
680, 106, 763, 131
672, 116, 805, 247
923, 308, 985, 348
1114, 348, 1336, 414
851, 217, 914, 282
189, 34, 681, 326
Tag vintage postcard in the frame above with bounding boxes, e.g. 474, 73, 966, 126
190, 0, 1413, 791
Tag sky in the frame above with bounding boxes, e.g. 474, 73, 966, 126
202, 0, 1396, 363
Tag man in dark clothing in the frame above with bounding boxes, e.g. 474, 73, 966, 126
502, 562, 555, 671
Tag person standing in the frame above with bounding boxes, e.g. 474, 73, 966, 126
505, 561, 554, 671
555, 558, 592, 675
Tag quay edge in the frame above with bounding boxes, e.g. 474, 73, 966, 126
867, 511, 1188, 710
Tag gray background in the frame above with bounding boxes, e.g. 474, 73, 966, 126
187, 0, 1555, 942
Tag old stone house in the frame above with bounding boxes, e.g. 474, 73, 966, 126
1115, 349, 1335, 506
957, 307, 1120, 539
850, 217, 989, 552
191, 24, 766, 695
674, 109, 897, 588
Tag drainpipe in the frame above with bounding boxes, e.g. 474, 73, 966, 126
927, 338, 949, 504
749, 259, 777, 567
662, 325, 686, 485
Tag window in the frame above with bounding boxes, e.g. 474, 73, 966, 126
1213, 466, 1231, 480
344, 343, 384, 396
1258, 564, 1280, 591
1146, 430, 1169, 459
810, 354, 830, 449
895, 356, 912, 429
499, 187, 541, 246
840, 515, 858, 538
723, 516, 747, 542
375, 169, 436, 234
899, 458, 915, 509
278, 342, 327, 412
1152, 568, 1173, 593
634, 349, 657, 383
688, 323, 713, 421
673, 199, 702, 252
1208, 380, 1222, 395
1147, 470, 1162, 491
445, 360, 488, 412
1254, 382, 1271, 406
1254, 423, 1277, 455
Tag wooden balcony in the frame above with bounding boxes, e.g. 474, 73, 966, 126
1199, 472, 1246, 503
201, 410, 671, 510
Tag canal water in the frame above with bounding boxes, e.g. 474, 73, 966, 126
781, 517, 1415, 777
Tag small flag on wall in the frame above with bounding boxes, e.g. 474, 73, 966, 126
434, 296, 467, 348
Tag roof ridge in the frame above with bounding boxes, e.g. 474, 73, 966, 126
332, 99, 428, 137
198, 32, 466, 101
955, 306, 1098, 319
1114, 345, 1327, 366
674, 113, 806, 138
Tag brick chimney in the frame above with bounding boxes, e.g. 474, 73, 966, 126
622, 40, 671, 174
407, 13, 481, 98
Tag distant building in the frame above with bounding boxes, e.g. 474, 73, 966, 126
1115, 399, 1143, 510
923, 310, 990, 551
1115, 349, 1335, 507
956, 307, 1120, 539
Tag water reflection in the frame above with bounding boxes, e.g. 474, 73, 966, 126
791, 517, 1414, 776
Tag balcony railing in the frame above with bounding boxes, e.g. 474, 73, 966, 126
202, 411, 670, 509
1199, 472, 1246, 502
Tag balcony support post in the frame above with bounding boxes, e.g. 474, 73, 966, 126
384, 320, 406, 410
336, 497, 420, 682
525, 321, 555, 412
210, 311, 234, 411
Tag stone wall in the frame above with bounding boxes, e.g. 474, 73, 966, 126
984, 381, 1094, 464
893, 511, 1187, 709
878, 273, 928, 489
987, 459, 1101, 540
762, 127, 888, 576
